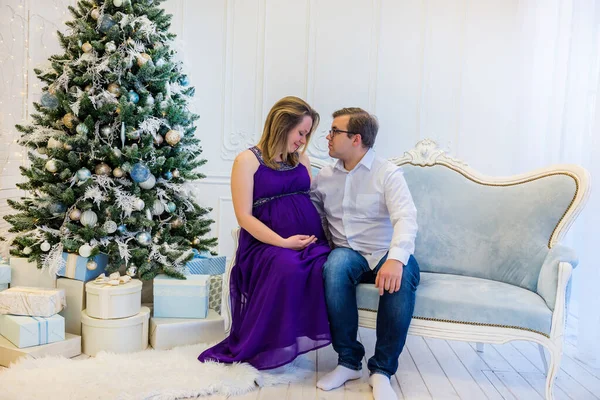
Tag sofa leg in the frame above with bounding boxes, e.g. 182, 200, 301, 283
476, 343, 485, 353
539, 344, 549, 374
544, 344, 561, 400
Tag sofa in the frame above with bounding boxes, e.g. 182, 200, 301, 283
223, 139, 590, 400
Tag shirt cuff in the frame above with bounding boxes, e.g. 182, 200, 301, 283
387, 248, 411, 266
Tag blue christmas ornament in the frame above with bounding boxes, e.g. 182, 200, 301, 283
166, 201, 176, 213
117, 224, 127, 234
48, 202, 66, 214
136, 232, 152, 246
179, 75, 189, 86
163, 171, 173, 180
40, 92, 59, 109
130, 163, 151, 183
76, 168, 92, 181
128, 90, 139, 104
98, 15, 116, 33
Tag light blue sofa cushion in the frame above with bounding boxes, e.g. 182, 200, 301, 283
357, 272, 553, 335
402, 165, 577, 292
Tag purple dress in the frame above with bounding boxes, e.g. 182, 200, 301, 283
198, 146, 331, 370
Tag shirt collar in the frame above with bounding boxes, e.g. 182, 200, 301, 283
334, 148, 375, 172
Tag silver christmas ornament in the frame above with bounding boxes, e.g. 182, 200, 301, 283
126, 265, 137, 277
103, 220, 118, 233
80, 210, 98, 227
153, 135, 164, 145
76, 124, 89, 135
40, 242, 51, 252
45, 160, 58, 173
134, 199, 145, 211
104, 41, 116, 53
112, 147, 122, 158
100, 126, 112, 136
138, 174, 156, 189
136, 232, 152, 246
152, 200, 165, 215
22, 247, 32, 255
69, 208, 82, 221
145, 94, 155, 106
86, 260, 98, 271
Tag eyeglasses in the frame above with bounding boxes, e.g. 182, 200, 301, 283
328, 128, 360, 138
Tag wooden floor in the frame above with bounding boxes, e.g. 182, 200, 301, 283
2, 315, 599, 399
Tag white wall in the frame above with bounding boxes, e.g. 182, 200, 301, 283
1, 0, 598, 261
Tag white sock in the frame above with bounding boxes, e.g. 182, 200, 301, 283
317, 365, 362, 391
369, 373, 397, 400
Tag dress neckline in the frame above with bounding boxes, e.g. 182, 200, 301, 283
250, 146, 299, 171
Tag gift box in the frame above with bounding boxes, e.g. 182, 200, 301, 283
0, 284, 7, 292
10, 257, 56, 289
81, 306, 150, 356
153, 274, 210, 319
0, 314, 65, 348
0, 287, 66, 317
150, 310, 225, 350
57, 278, 86, 335
85, 279, 142, 320
0, 258, 10, 285
0, 333, 80, 367
58, 252, 108, 282
208, 275, 223, 314
185, 252, 226, 275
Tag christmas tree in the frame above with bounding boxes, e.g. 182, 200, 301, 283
3, 0, 216, 279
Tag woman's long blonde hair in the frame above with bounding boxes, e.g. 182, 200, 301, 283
257, 96, 320, 169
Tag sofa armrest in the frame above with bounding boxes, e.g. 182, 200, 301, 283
537, 244, 578, 311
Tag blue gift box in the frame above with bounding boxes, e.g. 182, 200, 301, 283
0, 314, 65, 348
58, 252, 108, 282
0, 257, 10, 285
185, 252, 226, 276
153, 274, 210, 319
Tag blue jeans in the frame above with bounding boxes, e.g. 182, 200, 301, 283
322, 247, 420, 378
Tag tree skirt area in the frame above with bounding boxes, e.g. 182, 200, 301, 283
0, 343, 314, 399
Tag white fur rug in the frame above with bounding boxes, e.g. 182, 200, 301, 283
0, 343, 314, 400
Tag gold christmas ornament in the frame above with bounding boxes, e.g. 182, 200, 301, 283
165, 130, 181, 146
63, 143, 73, 150
37, 147, 47, 155
171, 217, 183, 228
112, 167, 124, 178
85, 84, 93, 93
192, 237, 200, 245
153, 135, 164, 145
107, 82, 121, 96
90, 8, 100, 20
45, 160, 58, 173
95, 163, 112, 176
62, 113, 76, 129
136, 53, 151, 67
82, 42, 93, 53
69, 208, 82, 221
47, 137, 62, 149
48, 86, 57, 95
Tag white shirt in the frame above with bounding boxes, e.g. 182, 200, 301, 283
310, 149, 418, 269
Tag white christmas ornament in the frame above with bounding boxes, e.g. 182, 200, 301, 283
79, 244, 93, 258
40, 242, 51, 252
152, 200, 164, 215
45, 160, 58, 173
47, 137, 62, 149
134, 199, 145, 211
138, 174, 156, 189
113, 0, 123, 6
103, 220, 118, 233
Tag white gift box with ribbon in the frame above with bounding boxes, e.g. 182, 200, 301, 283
81, 306, 150, 356
0, 287, 66, 317
85, 276, 142, 320
0, 333, 80, 367
0, 314, 65, 348
149, 309, 225, 350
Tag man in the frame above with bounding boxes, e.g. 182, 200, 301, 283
311, 108, 419, 400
